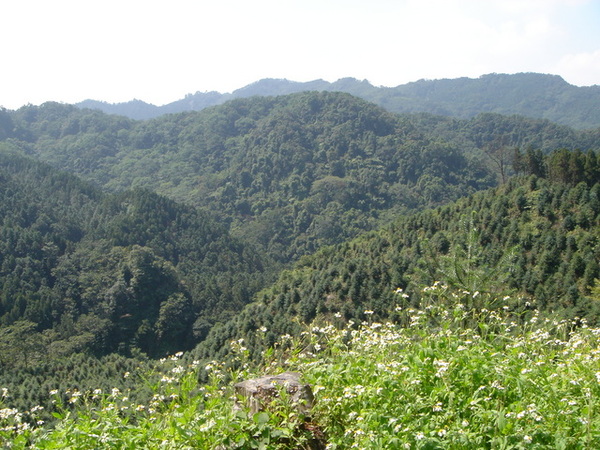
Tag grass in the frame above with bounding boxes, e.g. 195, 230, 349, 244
2, 283, 600, 448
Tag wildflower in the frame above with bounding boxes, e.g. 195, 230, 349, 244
432, 402, 443, 412
491, 380, 505, 390
199, 419, 216, 432
69, 390, 82, 404
1, 388, 7, 398
434, 360, 450, 377
0, 408, 19, 420
124, 371, 130, 378
364, 310, 374, 315
49, 389, 58, 396
259, 326, 267, 332
524, 435, 532, 444
415, 432, 425, 440
313, 385, 325, 394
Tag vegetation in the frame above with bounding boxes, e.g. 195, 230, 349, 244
2, 89, 600, 446
2, 285, 600, 448
4, 92, 600, 262
77, 73, 600, 129
193, 161, 600, 364
0, 150, 271, 411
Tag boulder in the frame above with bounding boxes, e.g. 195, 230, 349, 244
234, 371, 314, 415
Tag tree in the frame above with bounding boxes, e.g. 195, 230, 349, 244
484, 137, 513, 184
0, 320, 45, 369
434, 213, 517, 303
156, 293, 194, 353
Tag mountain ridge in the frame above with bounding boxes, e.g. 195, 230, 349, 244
74, 73, 600, 128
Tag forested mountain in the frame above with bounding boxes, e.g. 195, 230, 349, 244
3, 90, 600, 417
193, 151, 600, 361
76, 73, 600, 128
0, 151, 269, 364
4, 92, 599, 263
5, 82, 600, 445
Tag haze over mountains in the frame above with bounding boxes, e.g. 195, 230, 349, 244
76, 73, 600, 129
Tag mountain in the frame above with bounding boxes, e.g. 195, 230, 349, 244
5, 92, 600, 263
3, 89, 600, 421
74, 73, 600, 128
0, 150, 269, 361
194, 157, 600, 361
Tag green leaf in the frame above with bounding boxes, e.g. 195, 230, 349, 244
254, 411, 270, 425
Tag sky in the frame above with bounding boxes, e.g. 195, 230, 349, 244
1, 0, 600, 109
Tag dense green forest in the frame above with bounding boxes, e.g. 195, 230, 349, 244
2, 90, 600, 445
77, 73, 600, 129
192, 160, 600, 362
0, 151, 270, 360
3, 92, 600, 262
4, 149, 600, 447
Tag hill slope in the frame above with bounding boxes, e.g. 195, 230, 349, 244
5, 92, 600, 263
0, 150, 269, 360
194, 160, 600, 361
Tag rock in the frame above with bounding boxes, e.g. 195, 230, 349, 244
234, 371, 315, 415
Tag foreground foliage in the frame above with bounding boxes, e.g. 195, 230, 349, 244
2, 285, 600, 448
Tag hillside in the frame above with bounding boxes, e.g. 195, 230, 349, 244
4, 297, 600, 448
4, 92, 599, 263
3, 146, 600, 443
193, 156, 600, 362
75, 73, 600, 129
0, 151, 269, 361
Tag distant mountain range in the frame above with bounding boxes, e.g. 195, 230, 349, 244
77, 73, 600, 129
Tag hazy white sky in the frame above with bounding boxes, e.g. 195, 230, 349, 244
1, 0, 599, 109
